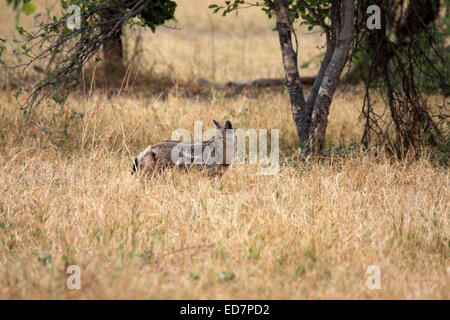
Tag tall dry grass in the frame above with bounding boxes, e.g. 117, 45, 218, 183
0, 0, 448, 299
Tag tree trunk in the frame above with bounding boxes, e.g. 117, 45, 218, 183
308, 0, 354, 155
100, 7, 125, 82
273, 0, 310, 144
395, 0, 440, 44
102, 28, 124, 79
272, 0, 355, 155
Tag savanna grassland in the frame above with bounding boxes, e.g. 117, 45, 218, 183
0, 0, 448, 299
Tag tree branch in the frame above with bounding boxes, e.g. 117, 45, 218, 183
298, 0, 331, 42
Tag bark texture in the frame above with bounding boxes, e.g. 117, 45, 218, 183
272, 0, 355, 155
308, 0, 355, 154
273, 0, 310, 144
102, 28, 124, 79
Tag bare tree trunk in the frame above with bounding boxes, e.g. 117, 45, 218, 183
100, 7, 125, 82
102, 28, 124, 79
273, 0, 309, 144
308, 0, 354, 155
271, 0, 355, 155
306, 0, 337, 114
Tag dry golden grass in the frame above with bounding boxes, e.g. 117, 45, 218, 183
0, 0, 449, 299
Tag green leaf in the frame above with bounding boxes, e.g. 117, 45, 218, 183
16, 26, 25, 34
22, 2, 37, 15
219, 272, 235, 281
189, 272, 200, 280
71, 112, 84, 119
38, 253, 52, 266
300, 61, 310, 69
62, 27, 71, 35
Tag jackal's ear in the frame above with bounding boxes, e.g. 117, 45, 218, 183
132, 158, 139, 174
225, 120, 233, 129
213, 120, 222, 128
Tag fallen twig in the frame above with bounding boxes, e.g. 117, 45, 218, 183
198, 76, 316, 89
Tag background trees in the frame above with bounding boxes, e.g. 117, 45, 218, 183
355, 0, 448, 156
270, 0, 355, 155
3, 0, 176, 110
213, 0, 448, 156
2, 0, 448, 158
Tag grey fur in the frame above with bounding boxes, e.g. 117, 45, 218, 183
133, 120, 235, 178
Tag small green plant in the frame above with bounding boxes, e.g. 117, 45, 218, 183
189, 272, 200, 280
38, 253, 52, 266
219, 272, 235, 281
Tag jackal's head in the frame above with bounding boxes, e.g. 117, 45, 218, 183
131, 145, 157, 175
213, 120, 234, 140
213, 120, 236, 164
